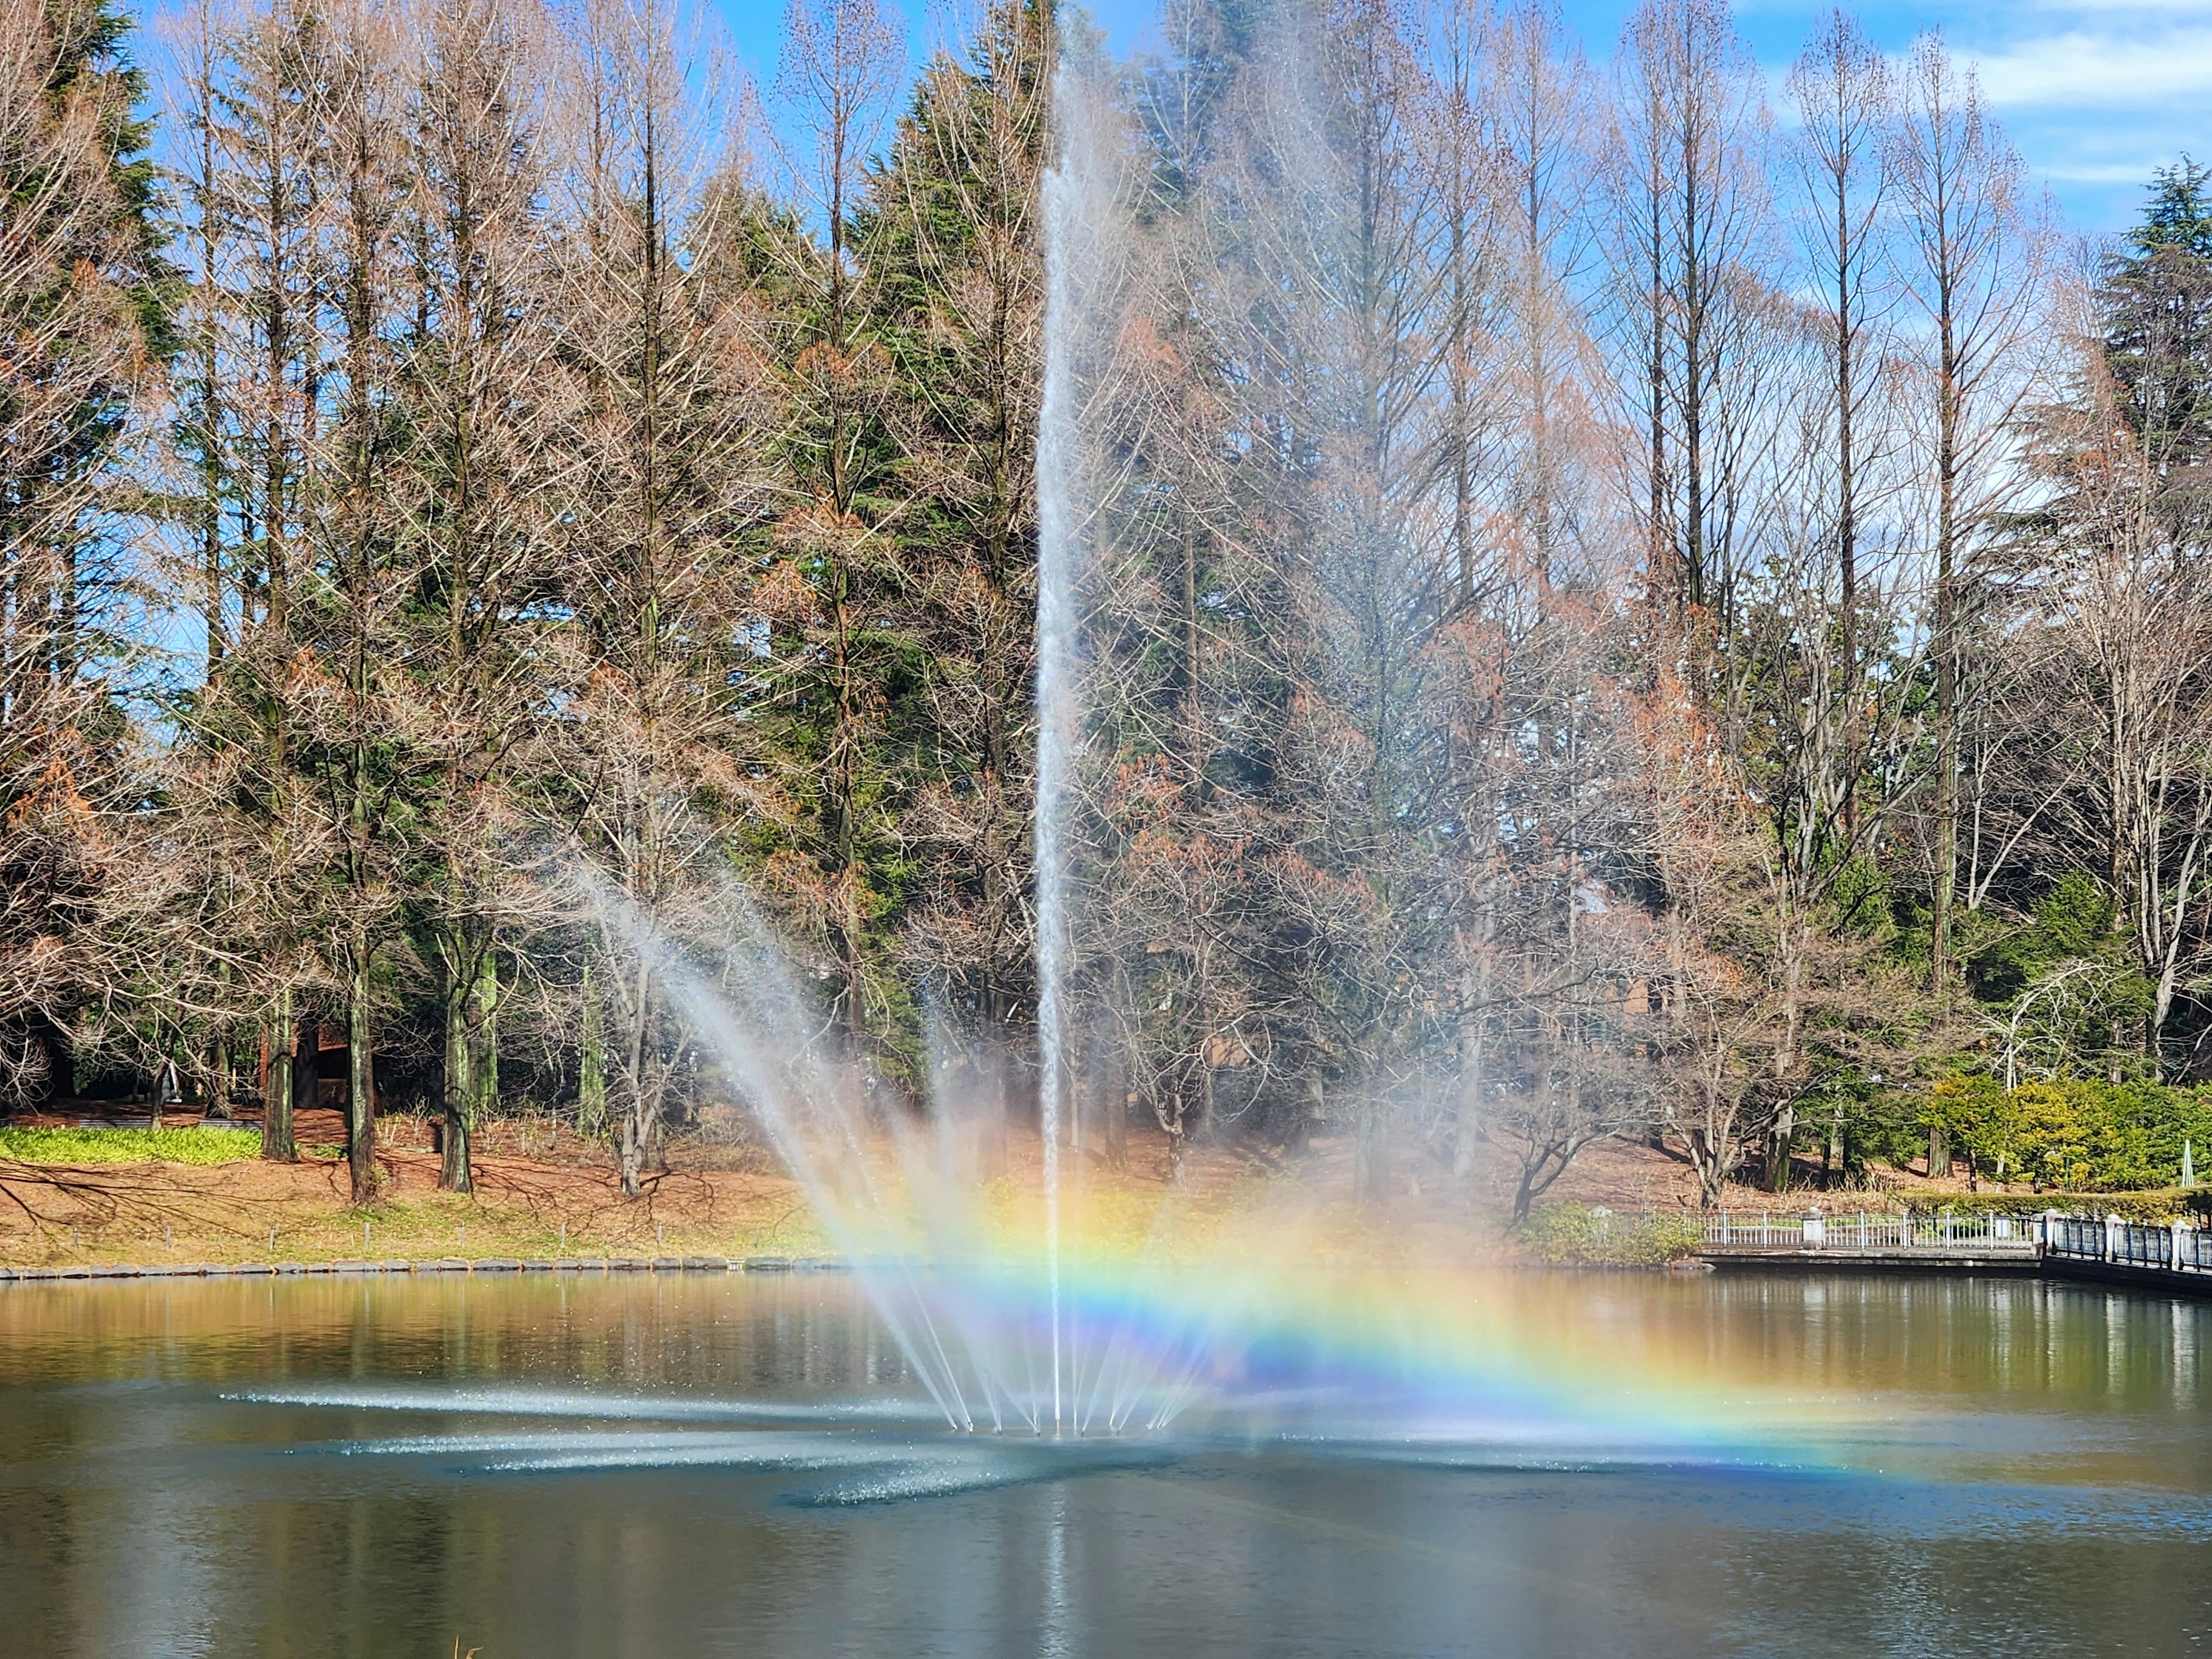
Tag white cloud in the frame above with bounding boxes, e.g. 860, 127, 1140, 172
2035, 159, 2182, 184
1960, 26, 2212, 109
2022, 0, 2212, 13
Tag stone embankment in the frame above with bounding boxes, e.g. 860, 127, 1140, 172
0, 1256, 846, 1281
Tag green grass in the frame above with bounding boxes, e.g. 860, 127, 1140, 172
0, 1126, 264, 1166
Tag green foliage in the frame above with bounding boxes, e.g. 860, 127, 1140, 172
0, 1127, 261, 1166
1921, 1073, 2212, 1191
1901, 1190, 2192, 1222
1806, 1078, 1929, 1177
1962, 875, 2160, 1082
1518, 1205, 1703, 1266
2101, 156, 2212, 531
1822, 855, 1892, 940
1969, 872, 2121, 1001
1921, 1072, 2014, 1171
2132, 156, 2212, 258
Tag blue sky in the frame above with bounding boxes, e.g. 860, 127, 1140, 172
718, 0, 2211, 234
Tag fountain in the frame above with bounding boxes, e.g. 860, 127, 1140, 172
1033, 45, 1134, 1437
558, 48, 1179, 1442
597, 889, 1209, 1440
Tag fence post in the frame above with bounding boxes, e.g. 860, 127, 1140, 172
2173, 1219, 2186, 1272
2105, 1214, 2123, 1263
1804, 1211, 1825, 1249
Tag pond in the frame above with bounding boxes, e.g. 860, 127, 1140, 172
0, 1268, 2207, 1657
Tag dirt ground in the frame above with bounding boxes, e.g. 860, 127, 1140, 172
0, 1104, 1986, 1270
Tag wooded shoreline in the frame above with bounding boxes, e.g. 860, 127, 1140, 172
7, 0, 2212, 1233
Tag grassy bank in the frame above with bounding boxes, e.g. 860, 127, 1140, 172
0, 1143, 838, 1269
0, 1130, 1517, 1273
0, 1126, 266, 1166
8, 1123, 2207, 1274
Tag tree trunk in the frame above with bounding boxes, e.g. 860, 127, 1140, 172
440, 964, 473, 1195
988, 994, 1014, 1181
1511, 1167, 1539, 1226
263, 991, 297, 1162
1686, 1112, 1728, 1209
1454, 983, 1487, 1179
1767, 1105, 1794, 1193
1101, 1044, 1126, 1170
291, 1016, 315, 1149
346, 942, 377, 1205
473, 950, 499, 1120
618, 954, 652, 1199
1355, 1105, 1389, 1207
578, 957, 606, 1138
616, 1113, 643, 1200
207, 1022, 230, 1120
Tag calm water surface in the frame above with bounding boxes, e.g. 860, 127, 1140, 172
1, 1269, 2208, 1657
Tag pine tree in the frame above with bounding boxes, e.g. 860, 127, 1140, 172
751, 0, 910, 1059
862, 0, 1047, 1107
2103, 157, 2212, 549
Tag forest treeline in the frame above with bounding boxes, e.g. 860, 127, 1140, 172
3, 0, 2209, 1213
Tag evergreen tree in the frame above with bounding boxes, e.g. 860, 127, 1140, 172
2103, 157, 2212, 549
861, 0, 1048, 1105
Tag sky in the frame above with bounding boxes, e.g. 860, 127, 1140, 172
717, 0, 2212, 236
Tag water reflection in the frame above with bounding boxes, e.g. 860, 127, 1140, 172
0, 1272, 2207, 1657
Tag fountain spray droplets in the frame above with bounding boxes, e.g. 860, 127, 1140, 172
577, 871, 1214, 1441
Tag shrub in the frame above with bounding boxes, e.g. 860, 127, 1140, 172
1520, 1205, 1702, 1266
1918, 1074, 2212, 1192
1901, 1191, 2190, 1223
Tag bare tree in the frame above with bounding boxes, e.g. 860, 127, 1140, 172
547, 0, 777, 1196
1711, 13, 1923, 1183
1488, 4, 1603, 574
2027, 299, 2212, 1062
1889, 32, 2051, 995
296, 0, 413, 1203
394, 0, 566, 1191
1784, 9, 1893, 840
1604, 0, 1769, 647
0, 0, 164, 1106
164, 0, 334, 1160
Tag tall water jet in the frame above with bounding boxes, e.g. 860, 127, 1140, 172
1034, 52, 1114, 1438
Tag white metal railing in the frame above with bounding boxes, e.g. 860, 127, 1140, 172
1699, 1210, 2033, 1252
1699, 1209, 2212, 1272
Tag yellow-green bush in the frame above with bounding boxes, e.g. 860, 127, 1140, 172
1922, 1074, 2212, 1192
1902, 1191, 2191, 1223
0, 1127, 263, 1166
1520, 1205, 1703, 1266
